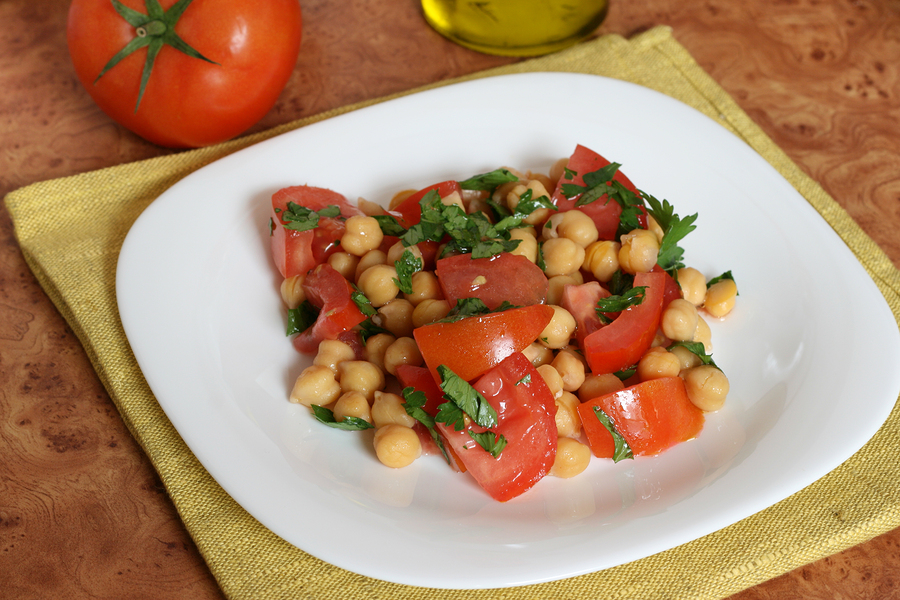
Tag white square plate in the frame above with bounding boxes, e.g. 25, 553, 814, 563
116, 73, 900, 589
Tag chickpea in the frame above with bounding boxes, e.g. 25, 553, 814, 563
669, 344, 702, 371
546, 275, 579, 306
582, 240, 621, 283
637, 347, 682, 381
527, 171, 555, 193
354, 249, 387, 282
338, 360, 385, 401
646, 214, 665, 244
539, 305, 576, 349
556, 210, 599, 248
440, 190, 465, 211
364, 333, 396, 372
507, 180, 553, 226
578, 373, 624, 401
332, 391, 372, 424
522, 341, 554, 367
682, 365, 729, 411
509, 228, 538, 263
705, 279, 738, 318
555, 391, 582, 438
280, 274, 306, 309
550, 438, 591, 478
466, 194, 493, 218
356, 197, 386, 217
383, 336, 424, 376
548, 157, 568, 187
376, 298, 414, 338
537, 364, 564, 400
677, 267, 707, 306
661, 298, 700, 342
618, 229, 660, 274
405, 270, 443, 306
357, 264, 400, 307
373, 424, 421, 468
313, 339, 356, 373
371, 391, 416, 429
492, 179, 523, 205
341, 215, 384, 256
551, 349, 586, 392
289, 365, 341, 407
693, 315, 713, 353
541, 237, 586, 278
327, 251, 359, 281
386, 241, 423, 266
411, 298, 451, 328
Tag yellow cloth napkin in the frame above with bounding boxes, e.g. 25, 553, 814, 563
6, 26, 900, 600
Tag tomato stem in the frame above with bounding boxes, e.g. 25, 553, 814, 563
136, 20, 167, 38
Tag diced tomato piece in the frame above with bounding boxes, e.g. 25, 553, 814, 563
270, 185, 361, 278
559, 281, 610, 347
414, 304, 554, 383
652, 264, 683, 309
582, 271, 665, 375
550, 145, 645, 240
291, 263, 367, 354
435, 252, 549, 310
577, 376, 704, 457
392, 180, 463, 228
436, 352, 557, 502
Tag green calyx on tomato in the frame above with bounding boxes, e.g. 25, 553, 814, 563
96, 0, 218, 111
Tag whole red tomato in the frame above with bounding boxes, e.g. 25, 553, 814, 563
67, 0, 303, 148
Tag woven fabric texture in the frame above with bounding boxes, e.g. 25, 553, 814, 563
6, 26, 900, 600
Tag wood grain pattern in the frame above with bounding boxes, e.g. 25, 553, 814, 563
1, 0, 899, 598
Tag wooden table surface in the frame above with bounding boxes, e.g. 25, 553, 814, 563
2, 0, 900, 598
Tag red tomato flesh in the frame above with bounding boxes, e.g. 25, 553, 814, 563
577, 377, 704, 457
436, 252, 549, 310
550, 144, 644, 240
437, 352, 557, 502
270, 186, 361, 279
414, 304, 554, 383
582, 271, 666, 375
392, 180, 463, 228
559, 281, 610, 347
291, 264, 366, 354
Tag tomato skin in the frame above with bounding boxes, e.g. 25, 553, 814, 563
393, 181, 462, 227
67, 0, 303, 148
577, 377, 704, 457
582, 271, 666, 375
291, 264, 366, 354
270, 186, 362, 279
550, 145, 645, 240
414, 304, 554, 383
437, 352, 557, 502
435, 252, 549, 310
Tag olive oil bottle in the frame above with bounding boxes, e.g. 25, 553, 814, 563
422, 0, 609, 57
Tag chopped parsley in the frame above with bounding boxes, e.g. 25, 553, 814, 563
350, 289, 377, 317
401, 386, 452, 465
596, 286, 646, 315
592, 407, 633, 462
707, 270, 738, 294
669, 341, 721, 370
372, 214, 407, 237
281, 202, 342, 232
643, 192, 698, 275
467, 430, 507, 458
311, 405, 374, 430
392, 248, 423, 294
285, 300, 319, 336
458, 168, 519, 192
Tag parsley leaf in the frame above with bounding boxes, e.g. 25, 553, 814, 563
286, 300, 319, 336
592, 407, 633, 462
642, 192, 698, 274
669, 341, 720, 370
596, 286, 646, 315
607, 270, 634, 296
458, 168, 519, 192
467, 430, 507, 458
561, 162, 621, 205
436, 365, 499, 430
281, 202, 342, 232
707, 270, 738, 294
435, 298, 517, 324
372, 214, 407, 237
401, 386, 452, 465
357, 318, 390, 343
350, 289, 377, 317
613, 367, 636, 381
392, 249, 423, 294
311, 405, 374, 430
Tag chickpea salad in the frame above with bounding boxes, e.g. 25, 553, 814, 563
268, 144, 738, 502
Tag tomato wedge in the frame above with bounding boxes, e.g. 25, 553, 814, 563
577, 376, 704, 457
270, 186, 361, 279
436, 352, 557, 502
291, 263, 367, 354
414, 304, 554, 383
550, 145, 645, 240
436, 252, 549, 310
392, 180, 463, 228
582, 271, 665, 375
559, 281, 610, 347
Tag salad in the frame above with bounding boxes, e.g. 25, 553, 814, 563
268, 144, 738, 502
